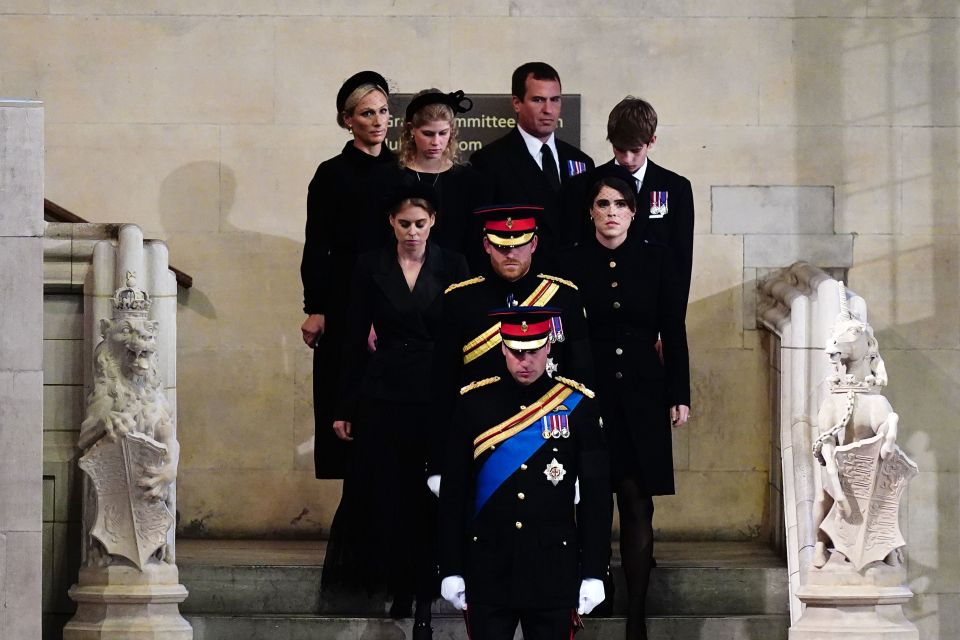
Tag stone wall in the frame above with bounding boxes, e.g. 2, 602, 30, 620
2, 3, 958, 636
0, 100, 44, 640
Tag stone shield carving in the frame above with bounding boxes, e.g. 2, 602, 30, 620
78, 431, 175, 570
820, 433, 918, 571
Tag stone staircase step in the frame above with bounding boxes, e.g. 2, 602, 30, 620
185, 614, 790, 639
176, 539, 788, 617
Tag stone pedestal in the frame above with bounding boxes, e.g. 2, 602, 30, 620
65, 564, 191, 639
790, 555, 918, 639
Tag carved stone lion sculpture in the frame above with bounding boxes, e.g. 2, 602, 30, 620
811, 282, 914, 571
78, 272, 180, 567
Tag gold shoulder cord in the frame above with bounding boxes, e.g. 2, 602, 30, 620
445, 276, 485, 294
553, 375, 595, 399
537, 273, 578, 290
460, 376, 501, 395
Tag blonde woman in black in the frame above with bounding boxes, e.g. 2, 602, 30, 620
300, 70, 395, 479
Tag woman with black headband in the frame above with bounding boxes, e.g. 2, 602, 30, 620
388, 88, 491, 271
300, 70, 396, 481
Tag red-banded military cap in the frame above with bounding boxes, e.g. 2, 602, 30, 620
475, 204, 542, 248
488, 306, 560, 351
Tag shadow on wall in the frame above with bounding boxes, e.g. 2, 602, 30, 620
157, 159, 329, 538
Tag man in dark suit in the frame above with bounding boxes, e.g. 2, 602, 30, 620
438, 308, 611, 640
602, 97, 695, 307
470, 62, 594, 261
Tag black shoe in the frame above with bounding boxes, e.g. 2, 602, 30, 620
412, 621, 433, 640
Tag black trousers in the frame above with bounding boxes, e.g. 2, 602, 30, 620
467, 604, 574, 640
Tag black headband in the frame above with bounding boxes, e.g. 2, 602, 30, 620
405, 90, 473, 123
336, 70, 389, 113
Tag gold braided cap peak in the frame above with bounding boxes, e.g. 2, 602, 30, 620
537, 273, 578, 290
445, 275, 485, 294
460, 376, 501, 395
553, 375, 595, 399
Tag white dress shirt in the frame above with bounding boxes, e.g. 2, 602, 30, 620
517, 126, 561, 176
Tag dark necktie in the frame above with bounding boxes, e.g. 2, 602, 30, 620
540, 144, 561, 192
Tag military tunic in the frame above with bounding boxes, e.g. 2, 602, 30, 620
438, 373, 611, 609
429, 263, 594, 472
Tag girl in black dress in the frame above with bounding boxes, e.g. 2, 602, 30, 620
566, 169, 690, 640
321, 186, 469, 640
300, 70, 396, 479
390, 89, 490, 270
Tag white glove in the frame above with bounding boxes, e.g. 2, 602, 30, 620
426, 475, 441, 497
574, 477, 580, 505
441, 575, 467, 610
577, 578, 605, 615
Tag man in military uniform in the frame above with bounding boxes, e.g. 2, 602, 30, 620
427, 204, 594, 489
438, 308, 611, 640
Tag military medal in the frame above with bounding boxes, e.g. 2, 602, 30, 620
541, 416, 552, 439
566, 160, 587, 177
549, 316, 565, 343
544, 458, 566, 486
650, 191, 669, 218
506, 293, 518, 307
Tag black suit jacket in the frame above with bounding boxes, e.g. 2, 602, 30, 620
470, 128, 594, 259
336, 242, 469, 421
438, 373, 611, 608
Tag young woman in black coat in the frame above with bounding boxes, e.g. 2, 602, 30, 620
321, 186, 469, 640
300, 70, 396, 479
563, 170, 690, 640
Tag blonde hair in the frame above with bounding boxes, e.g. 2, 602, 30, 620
337, 83, 387, 129
399, 91, 460, 167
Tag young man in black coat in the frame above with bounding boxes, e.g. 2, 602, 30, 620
469, 62, 594, 262
438, 308, 611, 640
604, 97, 694, 307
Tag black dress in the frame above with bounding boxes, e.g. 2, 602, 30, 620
321, 242, 469, 599
562, 235, 690, 495
301, 141, 396, 479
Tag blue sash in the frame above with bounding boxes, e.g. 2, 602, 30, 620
474, 391, 584, 515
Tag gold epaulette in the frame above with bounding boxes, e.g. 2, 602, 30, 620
554, 375, 595, 399
445, 275, 485, 294
538, 273, 578, 290
460, 376, 500, 395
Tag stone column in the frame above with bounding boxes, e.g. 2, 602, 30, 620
0, 100, 45, 640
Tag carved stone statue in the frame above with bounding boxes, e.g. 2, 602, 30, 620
65, 260, 191, 639
811, 282, 917, 571
78, 271, 181, 568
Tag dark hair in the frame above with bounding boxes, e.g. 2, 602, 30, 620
607, 96, 658, 148
388, 197, 437, 219
588, 177, 636, 213
511, 62, 561, 100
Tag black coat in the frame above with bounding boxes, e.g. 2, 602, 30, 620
470, 129, 594, 261
302, 142, 397, 478
336, 242, 470, 421
429, 262, 595, 473
561, 235, 690, 494
566, 159, 695, 308
438, 373, 611, 608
